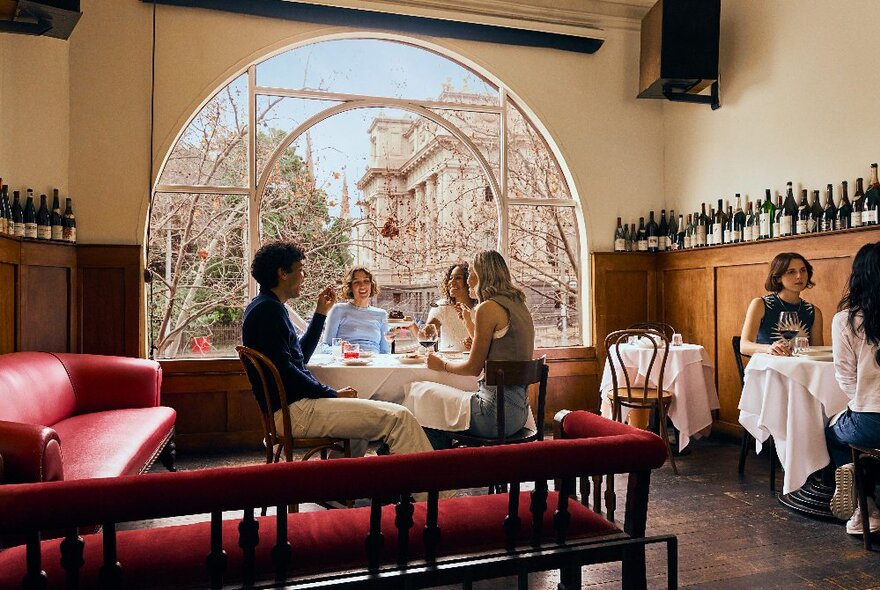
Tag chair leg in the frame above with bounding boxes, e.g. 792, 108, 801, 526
657, 404, 678, 475
769, 437, 777, 493
738, 429, 751, 475
604, 474, 616, 522
853, 452, 873, 551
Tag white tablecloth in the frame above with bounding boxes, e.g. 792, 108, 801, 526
307, 354, 479, 404
738, 354, 849, 495
599, 344, 719, 451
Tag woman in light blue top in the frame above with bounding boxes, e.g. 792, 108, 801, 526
323, 266, 391, 354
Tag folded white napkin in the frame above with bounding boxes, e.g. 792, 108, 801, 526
633, 335, 666, 349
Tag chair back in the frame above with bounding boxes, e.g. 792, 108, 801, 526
604, 329, 669, 408
236, 345, 295, 462
731, 336, 748, 388
628, 322, 675, 341
484, 356, 549, 442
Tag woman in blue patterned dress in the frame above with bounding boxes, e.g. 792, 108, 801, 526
740, 252, 824, 356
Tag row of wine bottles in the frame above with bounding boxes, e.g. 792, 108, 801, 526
614, 163, 880, 252
0, 180, 77, 243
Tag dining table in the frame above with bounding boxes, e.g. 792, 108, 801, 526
307, 353, 479, 405
599, 342, 719, 451
738, 353, 849, 518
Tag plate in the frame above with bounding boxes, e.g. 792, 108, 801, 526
387, 318, 413, 327
342, 359, 371, 366
397, 356, 426, 365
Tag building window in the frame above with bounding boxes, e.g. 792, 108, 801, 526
149, 37, 583, 358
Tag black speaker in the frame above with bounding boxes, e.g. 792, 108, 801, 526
0, 0, 81, 39
638, 0, 720, 100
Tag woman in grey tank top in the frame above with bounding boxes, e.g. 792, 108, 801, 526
406, 250, 536, 449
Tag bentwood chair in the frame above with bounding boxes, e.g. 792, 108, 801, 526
452, 356, 549, 448
628, 322, 676, 342
605, 329, 678, 475
236, 346, 351, 512
733, 336, 778, 491
851, 445, 880, 550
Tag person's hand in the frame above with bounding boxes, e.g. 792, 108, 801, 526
316, 285, 337, 316
419, 324, 438, 340
462, 336, 472, 350
426, 352, 445, 371
768, 340, 791, 356
336, 386, 358, 398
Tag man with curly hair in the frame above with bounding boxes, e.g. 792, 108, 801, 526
242, 240, 433, 457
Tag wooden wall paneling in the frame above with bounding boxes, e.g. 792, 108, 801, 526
77, 245, 143, 357
19, 241, 76, 353
660, 266, 713, 356
529, 346, 601, 429
0, 236, 20, 354
590, 252, 658, 348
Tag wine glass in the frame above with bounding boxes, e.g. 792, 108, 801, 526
778, 311, 800, 350
418, 323, 438, 354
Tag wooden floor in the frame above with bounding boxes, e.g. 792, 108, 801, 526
156, 436, 880, 589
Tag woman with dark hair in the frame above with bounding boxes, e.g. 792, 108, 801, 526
322, 266, 392, 354
740, 252, 824, 356
422, 263, 478, 353
826, 242, 880, 534
406, 250, 535, 449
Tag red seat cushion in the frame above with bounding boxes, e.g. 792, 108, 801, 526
51, 407, 176, 480
0, 492, 619, 589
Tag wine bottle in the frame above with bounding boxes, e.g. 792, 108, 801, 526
779, 182, 797, 236
810, 189, 823, 233
0, 180, 7, 235
821, 184, 837, 232
850, 177, 865, 228
626, 223, 635, 252
772, 194, 783, 238
683, 214, 693, 249
710, 199, 724, 245
12, 191, 24, 237
37, 194, 51, 240
837, 181, 852, 229
666, 209, 677, 250
796, 189, 810, 235
23, 190, 37, 239
62, 198, 76, 243
760, 189, 775, 239
865, 163, 880, 226
50, 189, 63, 240
636, 217, 648, 251
676, 214, 685, 249
658, 209, 669, 251
646, 211, 659, 252
614, 217, 626, 252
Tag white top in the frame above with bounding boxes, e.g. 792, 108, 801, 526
832, 310, 880, 413
427, 303, 470, 352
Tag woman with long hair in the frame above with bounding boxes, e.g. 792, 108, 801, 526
421, 262, 479, 352
826, 242, 880, 534
740, 252, 824, 356
405, 250, 535, 449
322, 266, 391, 354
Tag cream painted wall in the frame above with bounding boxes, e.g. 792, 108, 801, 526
0, 34, 69, 196
664, 0, 880, 217
63, 1, 664, 251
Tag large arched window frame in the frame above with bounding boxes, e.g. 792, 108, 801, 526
150, 33, 588, 358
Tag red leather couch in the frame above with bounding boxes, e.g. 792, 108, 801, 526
0, 352, 176, 488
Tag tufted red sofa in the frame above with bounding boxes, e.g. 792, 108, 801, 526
0, 352, 176, 491
0, 411, 675, 590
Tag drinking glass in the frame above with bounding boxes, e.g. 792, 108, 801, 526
778, 311, 800, 349
793, 336, 810, 355
671, 333, 683, 346
332, 338, 345, 360
343, 343, 360, 359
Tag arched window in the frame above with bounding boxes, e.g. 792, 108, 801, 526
149, 37, 584, 358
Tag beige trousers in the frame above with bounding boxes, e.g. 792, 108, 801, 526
275, 397, 433, 458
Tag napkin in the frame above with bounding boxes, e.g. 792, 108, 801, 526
632, 335, 666, 349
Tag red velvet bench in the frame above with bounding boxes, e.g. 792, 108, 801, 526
0, 411, 675, 590
0, 352, 177, 539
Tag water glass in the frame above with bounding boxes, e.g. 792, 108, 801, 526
343, 343, 360, 359
671, 333, 683, 346
793, 336, 810, 355
332, 338, 345, 360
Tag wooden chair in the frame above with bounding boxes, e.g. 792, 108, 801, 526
236, 346, 351, 511
628, 321, 676, 342
605, 329, 678, 475
851, 445, 880, 551
452, 356, 549, 448
733, 336, 778, 491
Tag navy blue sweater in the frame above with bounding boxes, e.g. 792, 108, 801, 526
242, 289, 336, 413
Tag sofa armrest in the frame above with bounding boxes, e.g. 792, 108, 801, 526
53, 353, 162, 413
0, 421, 64, 484
554, 409, 652, 440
